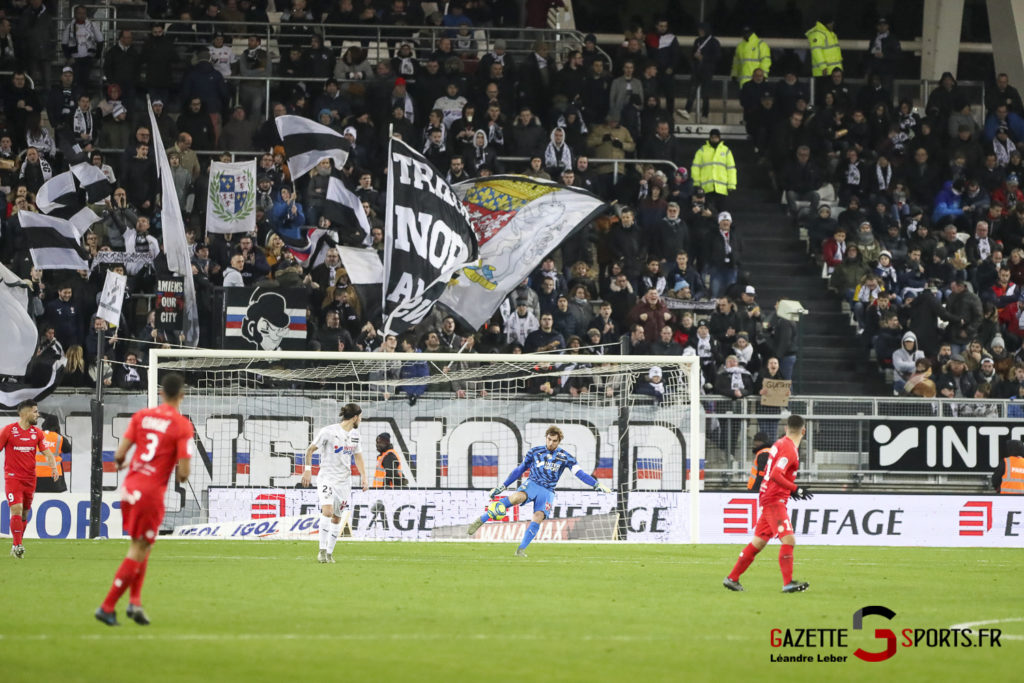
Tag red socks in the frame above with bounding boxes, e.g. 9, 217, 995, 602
102, 558, 142, 612
728, 543, 760, 581
10, 515, 23, 546
779, 544, 794, 584
129, 558, 149, 606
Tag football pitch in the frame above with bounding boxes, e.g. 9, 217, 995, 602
0, 541, 1018, 682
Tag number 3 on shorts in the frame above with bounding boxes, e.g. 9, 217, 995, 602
140, 433, 160, 462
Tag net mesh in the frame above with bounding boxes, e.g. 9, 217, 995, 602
153, 351, 699, 542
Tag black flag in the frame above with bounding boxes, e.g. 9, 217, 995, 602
383, 138, 478, 335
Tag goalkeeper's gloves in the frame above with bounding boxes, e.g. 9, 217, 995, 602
791, 486, 813, 501
594, 482, 612, 494
488, 484, 506, 498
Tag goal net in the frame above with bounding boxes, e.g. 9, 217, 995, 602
147, 350, 703, 543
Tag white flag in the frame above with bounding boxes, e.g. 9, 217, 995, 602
0, 262, 36, 376
206, 160, 257, 234
148, 96, 199, 345
96, 270, 127, 327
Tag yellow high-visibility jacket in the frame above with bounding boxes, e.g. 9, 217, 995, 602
806, 21, 842, 77
691, 142, 737, 195
731, 34, 771, 86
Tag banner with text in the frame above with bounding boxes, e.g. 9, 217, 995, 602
868, 419, 1024, 472
382, 137, 478, 335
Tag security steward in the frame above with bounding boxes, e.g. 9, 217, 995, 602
372, 432, 406, 489
746, 432, 771, 491
36, 414, 70, 493
992, 439, 1024, 494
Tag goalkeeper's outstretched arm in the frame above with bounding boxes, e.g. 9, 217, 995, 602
572, 465, 611, 493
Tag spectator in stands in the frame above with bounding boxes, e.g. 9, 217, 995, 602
892, 330, 924, 393
781, 145, 821, 223
620, 323, 650, 355
691, 129, 736, 209
680, 22, 719, 121
715, 354, 754, 399
947, 278, 983, 349
706, 211, 740, 297
830, 243, 870, 298
587, 113, 635, 177
938, 353, 978, 399
628, 288, 672, 342
925, 72, 962, 133
271, 186, 306, 241
524, 312, 564, 353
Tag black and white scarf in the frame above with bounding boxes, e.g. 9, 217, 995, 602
875, 163, 892, 191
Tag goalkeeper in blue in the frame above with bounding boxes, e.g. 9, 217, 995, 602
466, 425, 612, 556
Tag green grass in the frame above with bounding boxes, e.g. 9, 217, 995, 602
0, 541, 1019, 682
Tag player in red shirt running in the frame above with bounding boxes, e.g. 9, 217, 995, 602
1, 400, 58, 558
723, 414, 813, 593
95, 373, 193, 626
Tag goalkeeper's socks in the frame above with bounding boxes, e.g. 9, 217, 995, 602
779, 544, 795, 585
318, 520, 330, 551
10, 515, 23, 546
518, 521, 540, 551
129, 558, 149, 606
102, 558, 142, 612
326, 521, 342, 555
728, 543, 761, 581
478, 512, 491, 524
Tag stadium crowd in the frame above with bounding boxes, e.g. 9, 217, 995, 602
0, 2, 1019, 404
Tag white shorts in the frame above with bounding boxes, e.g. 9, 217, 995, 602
316, 477, 350, 513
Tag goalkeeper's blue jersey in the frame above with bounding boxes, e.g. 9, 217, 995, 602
518, 445, 578, 490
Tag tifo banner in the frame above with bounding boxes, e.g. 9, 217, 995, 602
96, 270, 127, 327
440, 176, 606, 329
0, 494, 126, 539
155, 276, 184, 334
206, 160, 257, 234
869, 420, 1024, 472
383, 137, 478, 335
223, 287, 307, 351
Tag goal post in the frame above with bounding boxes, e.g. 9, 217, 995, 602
147, 349, 703, 543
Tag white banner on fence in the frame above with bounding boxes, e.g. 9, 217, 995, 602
202, 488, 685, 542
0, 494, 126, 539
191, 489, 1024, 547
95, 270, 127, 326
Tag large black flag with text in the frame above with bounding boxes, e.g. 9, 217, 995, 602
383, 138, 478, 335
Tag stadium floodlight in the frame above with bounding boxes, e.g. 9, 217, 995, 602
148, 349, 703, 542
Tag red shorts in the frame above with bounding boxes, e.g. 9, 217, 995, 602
754, 502, 794, 541
4, 475, 35, 512
120, 488, 166, 542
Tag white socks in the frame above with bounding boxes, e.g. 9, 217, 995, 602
326, 521, 342, 555
318, 518, 331, 550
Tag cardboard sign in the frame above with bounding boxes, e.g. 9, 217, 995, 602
760, 379, 792, 407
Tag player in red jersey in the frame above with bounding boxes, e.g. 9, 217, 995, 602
1, 400, 58, 558
723, 414, 813, 593
95, 373, 193, 626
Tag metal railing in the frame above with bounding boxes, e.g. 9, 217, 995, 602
700, 394, 1012, 492
673, 74, 988, 127
497, 156, 680, 185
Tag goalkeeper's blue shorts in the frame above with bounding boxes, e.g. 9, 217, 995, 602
517, 480, 555, 519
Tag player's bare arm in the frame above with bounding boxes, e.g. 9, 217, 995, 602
354, 451, 369, 491
42, 447, 59, 481
113, 437, 134, 470
176, 458, 190, 483
301, 442, 317, 486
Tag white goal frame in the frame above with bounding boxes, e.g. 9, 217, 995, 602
148, 349, 703, 542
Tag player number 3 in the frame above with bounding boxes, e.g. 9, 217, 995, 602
139, 433, 160, 462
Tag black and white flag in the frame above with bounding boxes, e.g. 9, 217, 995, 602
275, 115, 351, 179
383, 138, 478, 335
35, 163, 106, 233
35, 170, 78, 213
19, 212, 91, 270
323, 171, 372, 246
71, 162, 113, 203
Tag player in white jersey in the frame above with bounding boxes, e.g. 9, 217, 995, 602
301, 403, 368, 563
